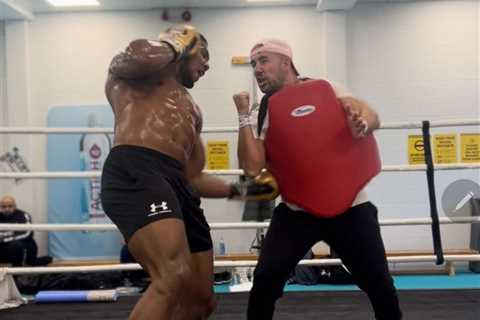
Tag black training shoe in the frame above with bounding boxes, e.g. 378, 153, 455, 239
214, 271, 232, 285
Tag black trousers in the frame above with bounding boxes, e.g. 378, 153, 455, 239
247, 202, 402, 320
0, 238, 38, 266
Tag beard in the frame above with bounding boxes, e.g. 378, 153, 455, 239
258, 78, 281, 95
179, 60, 194, 89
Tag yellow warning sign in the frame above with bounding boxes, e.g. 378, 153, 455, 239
408, 135, 425, 165
433, 134, 457, 164
207, 141, 230, 170
231, 56, 250, 65
461, 133, 480, 163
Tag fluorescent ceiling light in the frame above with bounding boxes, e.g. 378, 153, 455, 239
46, 0, 100, 7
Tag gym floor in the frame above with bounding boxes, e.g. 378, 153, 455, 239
1, 273, 479, 320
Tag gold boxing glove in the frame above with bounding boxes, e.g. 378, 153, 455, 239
158, 24, 201, 60
229, 171, 280, 201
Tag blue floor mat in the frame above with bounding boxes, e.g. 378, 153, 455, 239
214, 272, 480, 293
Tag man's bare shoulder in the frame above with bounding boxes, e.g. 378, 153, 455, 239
106, 72, 169, 101
105, 73, 127, 106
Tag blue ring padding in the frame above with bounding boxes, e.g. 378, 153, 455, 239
36, 291, 89, 303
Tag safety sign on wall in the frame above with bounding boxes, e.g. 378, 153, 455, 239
433, 134, 457, 164
408, 135, 425, 165
207, 140, 230, 170
461, 133, 480, 163
409, 133, 480, 165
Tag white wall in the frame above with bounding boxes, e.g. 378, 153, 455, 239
4, 20, 35, 233
348, 1, 478, 121
0, 21, 4, 125
0, 21, 5, 196
2, 1, 479, 257
347, 0, 479, 251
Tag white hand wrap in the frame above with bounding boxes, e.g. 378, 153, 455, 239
238, 114, 251, 128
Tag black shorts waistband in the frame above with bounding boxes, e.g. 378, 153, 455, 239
111, 144, 184, 171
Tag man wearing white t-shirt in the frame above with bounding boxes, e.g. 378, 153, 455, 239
233, 39, 402, 320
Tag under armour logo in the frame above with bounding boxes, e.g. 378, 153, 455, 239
148, 201, 172, 216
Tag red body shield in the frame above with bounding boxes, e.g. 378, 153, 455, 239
264, 80, 381, 217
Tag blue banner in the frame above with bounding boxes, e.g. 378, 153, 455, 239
47, 105, 123, 260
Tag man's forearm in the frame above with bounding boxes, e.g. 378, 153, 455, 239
369, 108, 381, 132
339, 96, 380, 136
189, 173, 231, 198
360, 101, 380, 134
233, 92, 267, 176
238, 126, 265, 177
109, 39, 175, 79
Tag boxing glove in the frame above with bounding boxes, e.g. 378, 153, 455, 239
229, 171, 279, 201
158, 24, 201, 60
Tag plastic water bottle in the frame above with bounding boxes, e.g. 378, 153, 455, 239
218, 237, 226, 256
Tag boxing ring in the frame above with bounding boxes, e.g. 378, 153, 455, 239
0, 118, 479, 319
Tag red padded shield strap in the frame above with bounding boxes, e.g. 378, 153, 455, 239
264, 79, 381, 217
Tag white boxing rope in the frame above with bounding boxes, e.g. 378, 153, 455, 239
0, 171, 101, 179
380, 119, 480, 130
215, 255, 480, 267
0, 127, 236, 134
0, 217, 479, 232
0, 119, 478, 134
0, 163, 478, 179
0, 170, 240, 179
383, 163, 480, 172
3, 255, 480, 275
3, 264, 141, 275
0, 223, 118, 232
0, 127, 114, 134
379, 216, 480, 226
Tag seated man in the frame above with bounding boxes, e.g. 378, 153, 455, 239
0, 195, 52, 266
